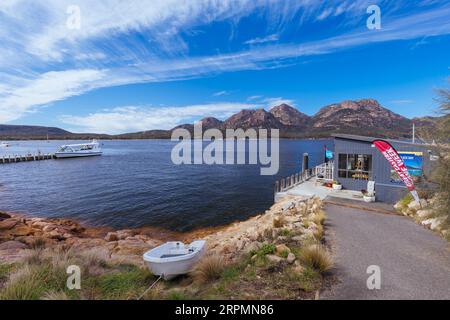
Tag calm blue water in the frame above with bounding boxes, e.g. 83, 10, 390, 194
0, 140, 332, 231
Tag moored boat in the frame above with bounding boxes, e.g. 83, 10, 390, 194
143, 240, 206, 280
55, 140, 102, 158
0, 142, 10, 147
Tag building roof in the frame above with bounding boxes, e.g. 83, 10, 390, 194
331, 134, 429, 147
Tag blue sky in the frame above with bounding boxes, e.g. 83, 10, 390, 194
0, 0, 449, 134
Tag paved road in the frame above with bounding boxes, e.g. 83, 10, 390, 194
321, 203, 450, 300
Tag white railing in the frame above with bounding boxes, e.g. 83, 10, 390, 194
314, 161, 334, 181
274, 161, 334, 195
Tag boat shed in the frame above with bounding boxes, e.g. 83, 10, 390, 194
331, 134, 432, 203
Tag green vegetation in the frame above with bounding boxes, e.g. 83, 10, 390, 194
256, 243, 276, 256
417, 88, 450, 240
299, 244, 333, 274
0, 248, 154, 300
192, 255, 225, 283
397, 194, 414, 210
279, 229, 296, 237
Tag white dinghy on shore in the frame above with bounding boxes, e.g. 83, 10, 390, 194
143, 240, 206, 280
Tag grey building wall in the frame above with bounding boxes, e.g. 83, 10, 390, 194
333, 137, 431, 204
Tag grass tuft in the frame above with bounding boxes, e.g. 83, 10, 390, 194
41, 290, 69, 300
299, 244, 333, 274
311, 210, 327, 226
273, 216, 287, 228
193, 255, 226, 283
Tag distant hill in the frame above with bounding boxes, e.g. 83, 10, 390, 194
0, 125, 71, 137
0, 99, 440, 140
0, 124, 112, 140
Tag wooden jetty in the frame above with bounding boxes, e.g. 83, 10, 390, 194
0, 153, 55, 164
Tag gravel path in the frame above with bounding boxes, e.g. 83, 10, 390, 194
321, 203, 450, 300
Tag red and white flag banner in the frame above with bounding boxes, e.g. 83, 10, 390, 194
372, 140, 420, 203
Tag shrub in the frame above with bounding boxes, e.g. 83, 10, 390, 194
311, 210, 327, 226
193, 255, 226, 283
273, 216, 287, 228
30, 238, 46, 250
0, 265, 55, 300
313, 225, 324, 241
398, 194, 414, 209
287, 266, 321, 292
279, 229, 295, 237
279, 250, 289, 259
299, 245, 333, 274
257, 244, 276, 256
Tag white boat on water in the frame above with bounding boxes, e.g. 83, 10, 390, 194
55, 140, 102, 159
0, 142, 10, 147
143, 241, 206, 280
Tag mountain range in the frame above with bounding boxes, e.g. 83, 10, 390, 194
0, 99, 440, 140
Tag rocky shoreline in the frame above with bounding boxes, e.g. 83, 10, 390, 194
0, 195, 323, 267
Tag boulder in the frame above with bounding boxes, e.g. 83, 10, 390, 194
266, 254, 284, 264
0, 219, 18, 230
244, 241, 262, 254
12, 225, 34, 237
113, 239, 150, 256
287, 252, 296, 264
416, 209, 433, 219
394, 202, 404, 211
0, 240, 28, 250
275, 244, 291, 256
105, 232, 119, 242
116, 230, 135, 240
0, 212, 11, 221
292, 261, 305, 274
408, 200, 427, 211
42, 225, 57, 233
422, 218, 445, 231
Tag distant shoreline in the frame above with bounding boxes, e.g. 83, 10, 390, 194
0, 136, 334, 142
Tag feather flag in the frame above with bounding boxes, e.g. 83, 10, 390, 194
372, 140, 420, 203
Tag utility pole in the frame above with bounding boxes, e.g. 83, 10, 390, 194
412, 122, 415, 144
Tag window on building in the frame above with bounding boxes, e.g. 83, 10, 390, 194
338, 154, 372, 180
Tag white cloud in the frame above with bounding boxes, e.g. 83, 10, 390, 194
60, 102, 259, 134
245, 34, 279, 45
247, 95, 263, 101
264, 97, 296, 108
213, 90, 229, 97
0, 69, 105, 122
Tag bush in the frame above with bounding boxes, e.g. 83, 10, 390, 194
398, 194, 414, 209
193, 255, 226, 283
257, 244, 276, 256
311, 210, 327, 226
273, 216, 287, 228
300, 245, 333, 274
313, 225, 324, 241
